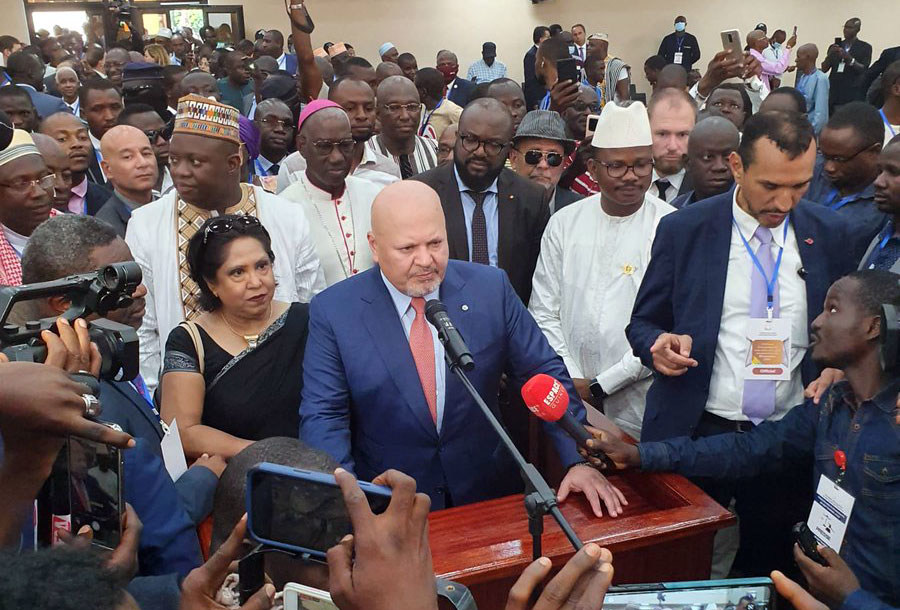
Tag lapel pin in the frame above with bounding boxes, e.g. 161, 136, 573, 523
461, 304, 469, 311
804, 238, 814, 245
623, 264, 635, 275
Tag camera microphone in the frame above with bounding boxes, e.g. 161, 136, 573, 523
425, 299, 474, 371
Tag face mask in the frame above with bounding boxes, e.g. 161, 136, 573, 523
437, 64, 458, 84
674, 22, 686, 32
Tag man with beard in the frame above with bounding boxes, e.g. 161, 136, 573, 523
672, 116, 740, 209
300, 180, 627, 517
118, 103, 174, 197
277, 77, 400, 193
31, 133, 72, 213
281, 101, 382, 286
125, 95, 323, 391
531, 101, 673, 440
437, 50, 474, 108
0, 128, 58, 285
859, 135, 900, 271
413, 98, 551, 304
367, 76, 439, 179
38, 112, 111, 215
648, 87, 696, 203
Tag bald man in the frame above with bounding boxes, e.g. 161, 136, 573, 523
375, 61, 403, 86
95, 126, 159, 237
300, 180, 625, 515
281, 104, 383, 286
32, 132, 73, 212
673, 116, 741, 209
795, 43, 830, 134
368, 75, 439, 178
179, 70, 221, 100
746, 27, 795, 94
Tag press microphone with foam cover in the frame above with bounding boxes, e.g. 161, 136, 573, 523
521, 373, 615, 469
425, 299, 474, 371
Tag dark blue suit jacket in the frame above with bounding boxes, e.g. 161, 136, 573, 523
284, 53, 299, 75
447, 77, 475, 108
626, 190, 856, 442
300, 261, 584, 509
100, 380, 217, 525
16, 83, 68, 119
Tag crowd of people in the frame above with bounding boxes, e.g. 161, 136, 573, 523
0, 3, 898, 610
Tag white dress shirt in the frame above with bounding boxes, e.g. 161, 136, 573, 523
280, 172, 381, 287
89, 131, 107, 181
381, 273, 446, 432
277, 53, 287, 71
529, 193, 674, 439
649, 168, 685, 203
455, 166, 499, 267
276, 147, 401, 194
704, 189, 809, 422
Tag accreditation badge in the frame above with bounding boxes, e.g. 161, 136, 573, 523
673, 52, 684, 64
807, 475, 855, 551
744, 317, 791, 381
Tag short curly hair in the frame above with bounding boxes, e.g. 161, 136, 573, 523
185, 214, 275, 312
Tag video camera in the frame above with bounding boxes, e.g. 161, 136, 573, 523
0, 263, 141, 381
882, 303, 899, 371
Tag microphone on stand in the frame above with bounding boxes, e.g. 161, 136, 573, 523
521, 373, 615, 470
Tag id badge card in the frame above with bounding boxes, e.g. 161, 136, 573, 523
673, 52, 684, 64
837, 61, 846, 73
161, 418, 188, 482
744, 317, 791, 381
259, 175, 278, 193
807, 475, 855, 551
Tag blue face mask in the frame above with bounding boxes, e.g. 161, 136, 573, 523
674, 22, 686, 32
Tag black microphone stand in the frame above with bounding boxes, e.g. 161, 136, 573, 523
440, 344, 584, 560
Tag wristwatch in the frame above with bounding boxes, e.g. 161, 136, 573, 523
589, 378, 608, 401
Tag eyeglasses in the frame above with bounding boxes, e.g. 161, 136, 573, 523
311, 138, 356, 156
571, 101, 601, 113
820, 144, 877, 165
520, 149, 564, 167
595, 159, 654, 178
203, 215, 262, 244
381, 102, 421, 115
258, 116, 293, 130
458, 133, 508, 157
143, 128, 170, 143
0, 174, 56, 193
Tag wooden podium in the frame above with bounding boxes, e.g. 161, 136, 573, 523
428, 470, 735, 609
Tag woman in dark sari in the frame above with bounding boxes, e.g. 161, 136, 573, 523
160, 215, 309, 459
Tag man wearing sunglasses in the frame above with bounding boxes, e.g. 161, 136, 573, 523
0, 126, 58, 286
807, 102, 887, 258
530, 102, 673, 441
508, 110, 581, 213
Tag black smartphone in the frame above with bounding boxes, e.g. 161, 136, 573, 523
557, 57, 580, 85
68, 436, 124, 551
834, 37, 842, 46
792, 522, 828, 566
247, 463, 392, 559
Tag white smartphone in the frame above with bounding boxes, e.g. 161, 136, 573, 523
586, 113, 602, 137
282, 583, 338, 610
720, 29, 743, 63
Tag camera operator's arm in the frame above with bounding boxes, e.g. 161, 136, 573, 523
327, 468, 438, 610
0, 319, 134, 548
286, 0, 324, 103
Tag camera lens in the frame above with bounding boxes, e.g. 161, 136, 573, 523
101, 262, 142, 292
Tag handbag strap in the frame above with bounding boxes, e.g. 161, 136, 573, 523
178, 320, 205, 376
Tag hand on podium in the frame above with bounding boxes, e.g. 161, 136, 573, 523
580, 426, 641, 470
506, 542, 614, 610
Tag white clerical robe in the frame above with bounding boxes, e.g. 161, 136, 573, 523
280, 173, 382, 287
529, 193, 674, 439
125, 186, 326, 392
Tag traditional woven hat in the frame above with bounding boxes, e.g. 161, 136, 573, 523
173, 94, 240, 144
591, 102, 653, 149
0, 129, 39, 168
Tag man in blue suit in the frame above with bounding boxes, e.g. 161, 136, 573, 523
437, 50, 475, 108
260, 29, 298, 75
301, 180, 626, 516
626, 110, 856, 577
4, 51, 68, 120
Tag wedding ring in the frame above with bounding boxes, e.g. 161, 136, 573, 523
81, 394, 101, 418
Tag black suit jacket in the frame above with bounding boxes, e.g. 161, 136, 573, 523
823, 38, 873, 107
553, 187, 583, 213
523, 45, 542, 111
85, 181, 112, 216
95, 192, 132, 237
412, 164, 551, 304
86, 153, 108, 187
447, 77, 475, 108
863, 46, 900, 105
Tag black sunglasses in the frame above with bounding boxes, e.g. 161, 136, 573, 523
203, 215, 262, 244
521, 150, 564, 167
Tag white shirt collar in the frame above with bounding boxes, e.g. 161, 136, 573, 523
380, 270, 440, 318
89, 131, 101, 151
651, 167, 686, 189
277, 52, 287, 68
453, 164, 499, 195
2, 224, 28, 254
732, 187, 787, 248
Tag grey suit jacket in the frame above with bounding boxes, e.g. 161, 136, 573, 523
95, 192, 132, 238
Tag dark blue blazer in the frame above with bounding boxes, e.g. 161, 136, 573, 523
16, 83, 68, 119
447, 77, 475, 108
100, 380, 217, 525
626, 190, 856, 442
300, 261, 584, 509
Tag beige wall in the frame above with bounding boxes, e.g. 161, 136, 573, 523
212, 0, 899, 93
4, 0, 29, 43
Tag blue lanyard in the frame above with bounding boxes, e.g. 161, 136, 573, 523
675, 37, 686, 52
826, 188, 857, 211
419, 99, 443, 136
253, 158, 269, 177
733, 218, 789, 317
881, 109, 897, 137
867, 222, 896, 269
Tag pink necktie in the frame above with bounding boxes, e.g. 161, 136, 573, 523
409, 297, 437, 424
